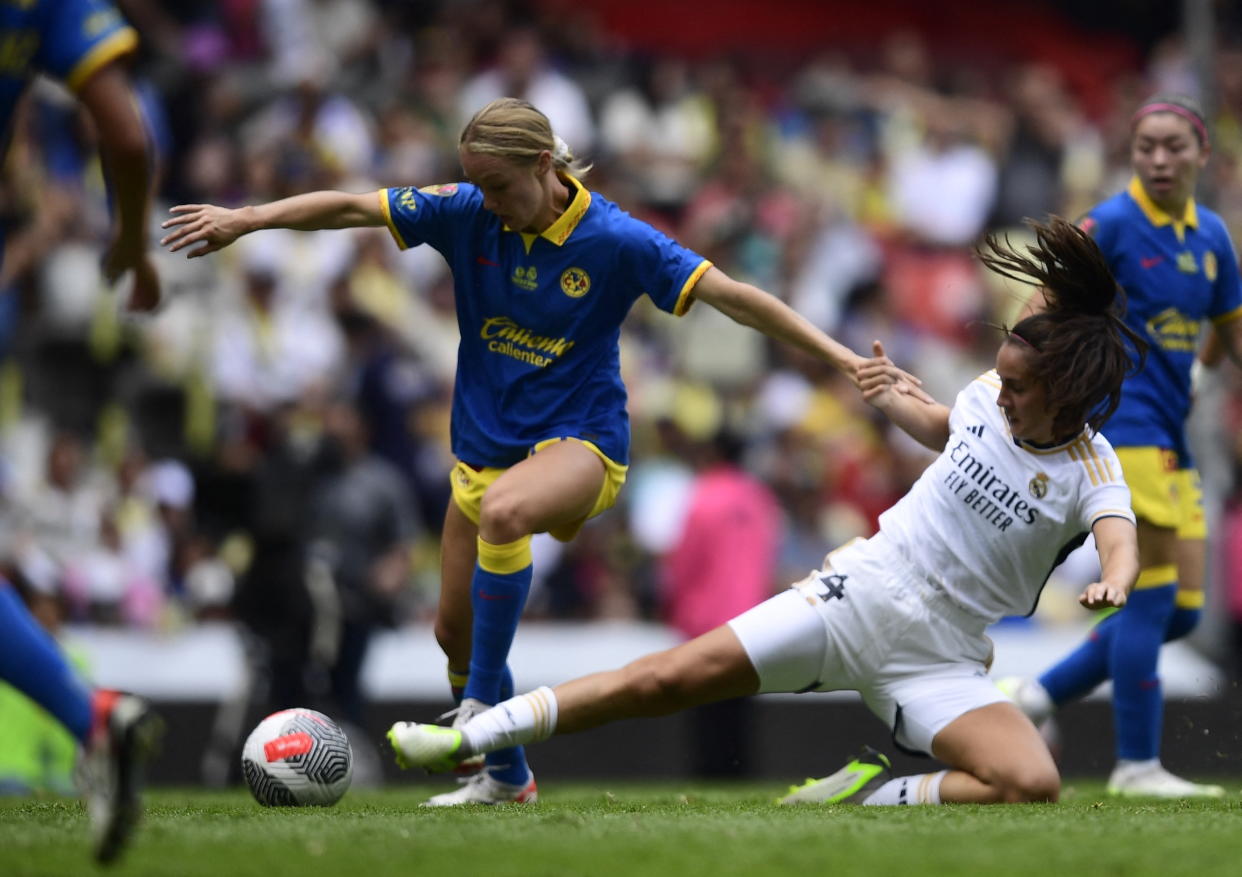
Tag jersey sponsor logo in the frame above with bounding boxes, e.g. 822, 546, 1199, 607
1028, 472, 1049, 499
419, 183, 458, 197
512, 265, 538, 291
943, 439, 1039, 530
480, 315, 575, 367
1139, 255, 1164, 269
1145, 307, 1199, 352
1176, 251, 1198, 273
1204, 250, 1218, 282
264, 732, 314, 762
560, 267, 591, 298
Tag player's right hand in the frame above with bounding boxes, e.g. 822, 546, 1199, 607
1079, 581, 1127, 610
160, 204, 247, 258
857, 340, 931, 406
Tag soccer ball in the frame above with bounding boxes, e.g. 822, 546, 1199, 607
241, 708, 353, 806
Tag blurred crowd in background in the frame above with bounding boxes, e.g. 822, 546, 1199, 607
5, 0, 1242, 742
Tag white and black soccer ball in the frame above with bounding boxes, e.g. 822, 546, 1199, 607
241, 708, 353, 807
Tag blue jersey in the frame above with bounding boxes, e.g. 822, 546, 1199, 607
379, 176, 711, 467
0, 0, 136, 140
1082, 177, 1242, 456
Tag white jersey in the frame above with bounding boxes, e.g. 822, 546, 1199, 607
852, 371, 1135, 622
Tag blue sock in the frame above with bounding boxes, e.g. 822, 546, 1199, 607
1109, 583, 1177, 761
467, 536, 533, 785
0, 582, 92, 742
1039, 610, 1119, 706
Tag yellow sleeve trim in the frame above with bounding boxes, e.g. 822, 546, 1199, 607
673, 259, 713, 317
66, 28, 138, 93
377, 189, 409, 250
1211, 303, 1242, 326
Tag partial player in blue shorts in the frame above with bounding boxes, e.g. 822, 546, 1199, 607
0, 0, 162, 862
1000, 95, 1242, 798
161, 97, 925, 806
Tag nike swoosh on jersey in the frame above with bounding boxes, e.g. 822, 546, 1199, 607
1140, 256, 1164, 269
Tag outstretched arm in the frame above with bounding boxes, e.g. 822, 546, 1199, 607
691, 266, 927, 395
161, 190, 385, 258
77, 61, 159, 310
858, 340, 950, 450
1081, 515, 1139, 610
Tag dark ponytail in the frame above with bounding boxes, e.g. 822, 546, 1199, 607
978, 217, 1147, 439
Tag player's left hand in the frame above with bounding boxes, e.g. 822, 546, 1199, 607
103, 242, 162, 313
1079, 581, 1127, 610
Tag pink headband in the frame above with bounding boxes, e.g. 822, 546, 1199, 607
1131, 102, 1209, 148
1008, 330, 1037, 350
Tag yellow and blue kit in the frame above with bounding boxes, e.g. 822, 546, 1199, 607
0, 0, 137, 745
1039, 180, 1242, 762
0, 0, 137, 141
1081, 177, 1242, 459
378, 175, 711, 469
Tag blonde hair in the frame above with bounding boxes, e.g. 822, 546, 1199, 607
459, 98, 591, 177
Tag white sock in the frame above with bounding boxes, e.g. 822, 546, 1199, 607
460, 686, 559, 757
863, 771, 947, 805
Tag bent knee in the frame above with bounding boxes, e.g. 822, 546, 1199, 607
995, 767, 1060, 803
478, 487, 533, 541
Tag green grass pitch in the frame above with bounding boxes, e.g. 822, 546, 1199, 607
4, 781, 1242, 876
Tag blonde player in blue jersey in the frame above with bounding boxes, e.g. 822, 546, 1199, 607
0, 0, 162, 863
998, 96, 1242, 798
160, 97, 923, 806
386, 217, 1148, 807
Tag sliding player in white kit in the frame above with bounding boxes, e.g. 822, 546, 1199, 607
389, 217, 1145, 806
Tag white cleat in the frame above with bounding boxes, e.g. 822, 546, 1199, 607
778, 746, 892, 805
994, 676, 1055, 725
1107, 762, 1225, 799
421, 771, 538, 807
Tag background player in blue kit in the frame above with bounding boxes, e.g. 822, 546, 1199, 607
1000, 95, 1242, 798
0, 0, 162, 863
387, 217, 1145, 809
161, 96, 924, 806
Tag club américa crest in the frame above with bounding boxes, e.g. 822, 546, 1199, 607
560, 267, 591, 298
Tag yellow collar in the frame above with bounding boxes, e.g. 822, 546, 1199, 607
510, 173, 591, 249
1127, 176, 1198, 234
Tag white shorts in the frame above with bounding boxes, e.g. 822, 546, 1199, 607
727, 534, 1006, 757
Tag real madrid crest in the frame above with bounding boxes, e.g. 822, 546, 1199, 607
1029, 472, 1049, 499
560, 267, 591, 298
